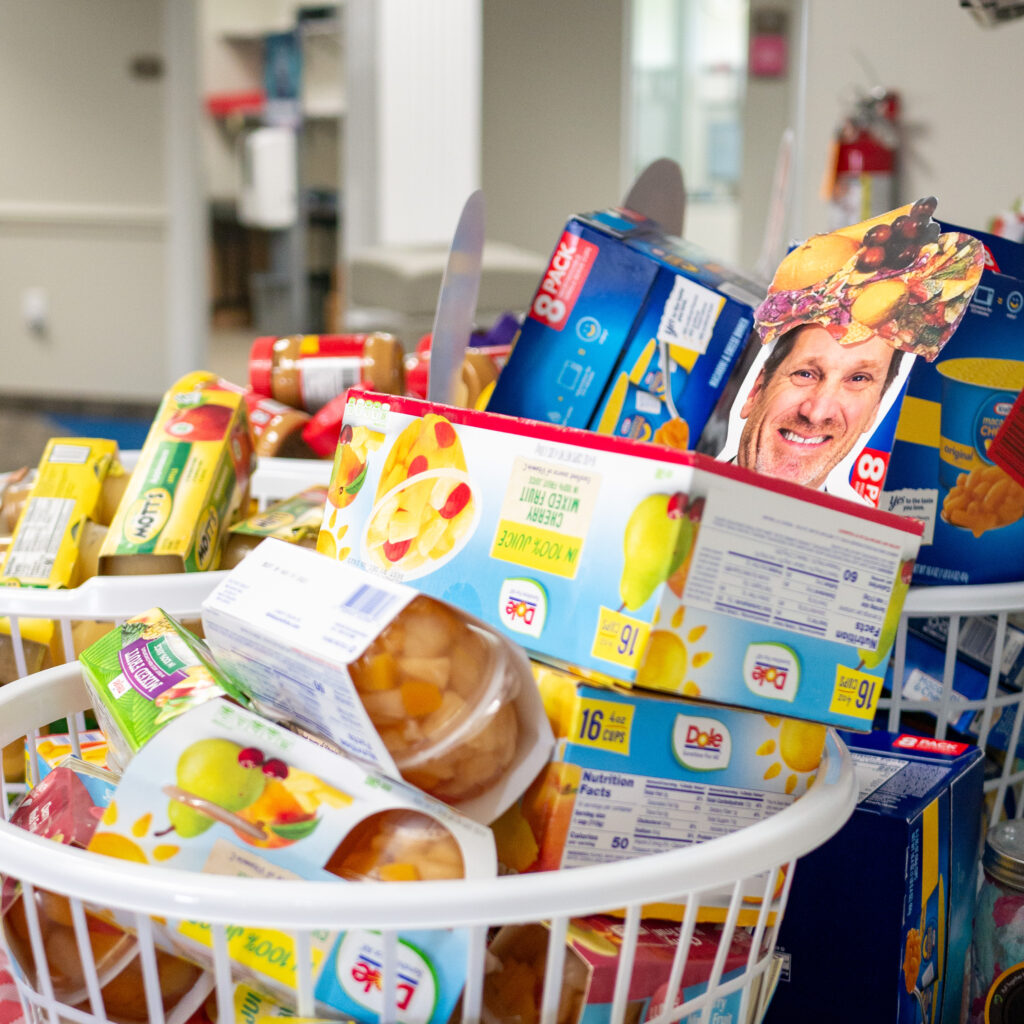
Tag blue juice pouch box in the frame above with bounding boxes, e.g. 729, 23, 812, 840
318, 391, 923, 732
880, 224, 1024, 584
485, 207, 761, 449
85, 698, 496, 1024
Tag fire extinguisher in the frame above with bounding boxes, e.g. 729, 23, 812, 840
826, 90, 900, 230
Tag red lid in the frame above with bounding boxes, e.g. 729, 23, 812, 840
249, 336, 277, 396
302, 391, 349, 457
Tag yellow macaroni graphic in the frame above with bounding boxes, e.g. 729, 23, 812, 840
347, 595, 518, 804
903, 927, 921, 993
363, 414, 477, 573
938, 357, 1024, 390
942, 464, 1024, 537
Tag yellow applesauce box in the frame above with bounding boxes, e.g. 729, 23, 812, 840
86, 698, 494, 1024
492, 663, 827, 922
318, 391, 925, 731
99, 371, 255, 574
200, 538, 554, 824
0, 436, 118, 587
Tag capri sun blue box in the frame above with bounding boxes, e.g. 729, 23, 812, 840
881, 224, 1024, 585
318, 391, 924, 732
485, 207, 762, 447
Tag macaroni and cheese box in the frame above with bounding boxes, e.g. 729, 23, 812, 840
485, 208, 761, 447
493, 667, 826, 923
319, 391, 923, 731
881, 224, 1024, 584
766, 730, 983, 1024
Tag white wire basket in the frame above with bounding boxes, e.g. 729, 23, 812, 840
882, 579, 1024, 827
0, 455, 331, 679
0, 662, 857, 1024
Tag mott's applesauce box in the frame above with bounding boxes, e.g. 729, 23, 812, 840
319, 390, 924, 731
492, 666, 826, 923
485, 208, 761, 448
0, 437, 118, 587
99, 371, 255, 574
882, 224, 1024, 584
87, 698, 494, 1024
766, 730, 983, 1024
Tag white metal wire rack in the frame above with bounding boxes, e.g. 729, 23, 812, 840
882, 579, 1024, 826
0, 663, 856, 1024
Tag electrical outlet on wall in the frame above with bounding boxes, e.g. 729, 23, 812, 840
22, 287, 48, 333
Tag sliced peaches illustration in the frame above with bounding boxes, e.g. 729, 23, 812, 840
328, 425, 386, 509
161, 784, 269, 842
231, 778, 320, 849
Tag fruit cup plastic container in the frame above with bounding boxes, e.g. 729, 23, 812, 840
200, 540, 553, 824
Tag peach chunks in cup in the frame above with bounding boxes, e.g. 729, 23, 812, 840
348, 595, 518, 804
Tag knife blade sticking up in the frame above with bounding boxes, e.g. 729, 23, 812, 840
621, 157, 685, 237
427, 190, 486, 406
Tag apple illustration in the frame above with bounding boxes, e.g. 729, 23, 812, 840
164, 401, 233, 442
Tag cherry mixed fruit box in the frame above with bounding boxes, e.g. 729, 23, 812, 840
318, 391, 924, 731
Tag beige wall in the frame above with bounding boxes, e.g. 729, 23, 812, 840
795, 1, 1024, 241
0, 1, 171, 401
481, 0, 628, 256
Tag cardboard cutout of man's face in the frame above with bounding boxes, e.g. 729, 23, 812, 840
736, 325, 895, 489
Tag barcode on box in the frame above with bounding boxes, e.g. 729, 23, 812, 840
342, 582, 398, 621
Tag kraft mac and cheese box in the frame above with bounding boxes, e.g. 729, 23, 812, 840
766, 730, 983, 1024
485, 208, 761, 447
87, 698, 495, 1024
881, 224, 1024, 584
318, 391, 924, 731
492, 667, 825, 923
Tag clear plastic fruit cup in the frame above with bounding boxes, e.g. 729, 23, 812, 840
325, 809, 466, 882
348, 596, 521, 805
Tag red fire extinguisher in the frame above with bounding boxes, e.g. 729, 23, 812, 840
827, 90, 900, 230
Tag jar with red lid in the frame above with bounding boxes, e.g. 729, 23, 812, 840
249, 333, 405, 413
243, 391, 317, 459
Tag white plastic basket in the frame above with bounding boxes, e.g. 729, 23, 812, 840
0, 455, 331, 679
882, 579, 1024, 826
0, 663, 857, 1024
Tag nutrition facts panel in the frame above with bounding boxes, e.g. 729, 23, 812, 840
560, 768, 792, 867
683, 486, 905, 651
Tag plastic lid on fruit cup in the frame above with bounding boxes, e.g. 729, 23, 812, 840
249, 336, 277, 396
302, 392, 348, 457
984, 820, 1024, 891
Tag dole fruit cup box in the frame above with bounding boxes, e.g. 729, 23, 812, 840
99, 371, 255, 574
85, 698, 496, 1024
492, 665, 825, 924
485, 207, 762, 448
765, 729, 983, 1024
200, 538, 553, 824
318, 391, 924, 732
881, 224, 1024, 584
480, 915, 756, 1024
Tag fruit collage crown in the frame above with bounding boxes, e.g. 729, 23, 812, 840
754, 197, 985, 362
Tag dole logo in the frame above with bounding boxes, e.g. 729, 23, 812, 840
743, 643, 799, 702
498, 578, 547, 639
673, 714, 731, 771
